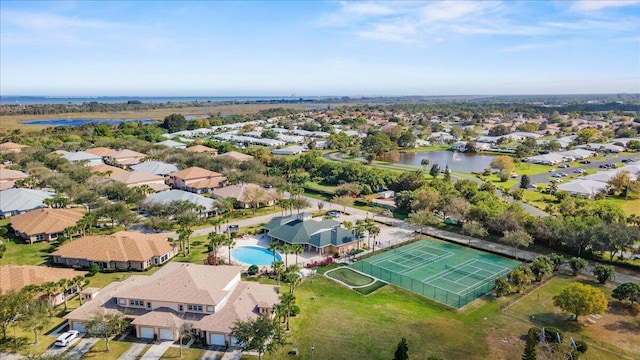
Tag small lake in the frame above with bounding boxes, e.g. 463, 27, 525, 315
398, 151, 495, 173
21, 118, 154, 127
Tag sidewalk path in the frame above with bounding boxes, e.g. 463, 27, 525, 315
219, 348, 243, 360
200, 348, 223, 360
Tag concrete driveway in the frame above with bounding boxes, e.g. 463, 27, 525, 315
118, 339, 151, 360
139, 340, 173, 360
67, 338, 100, 359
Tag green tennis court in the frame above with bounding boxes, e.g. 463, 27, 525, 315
349, 238, 519, 308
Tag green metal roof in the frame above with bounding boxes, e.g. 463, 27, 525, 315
263, 214, 356, 248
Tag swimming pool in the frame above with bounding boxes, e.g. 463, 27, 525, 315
232, 246, 281, 266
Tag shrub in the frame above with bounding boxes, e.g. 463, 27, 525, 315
333, 252, 341, 259
89, 263, 100, 276
574, 340, 588, 353
247, 265, 259, 275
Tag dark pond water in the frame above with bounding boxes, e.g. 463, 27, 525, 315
398, 151, 495, 173
21, 118, 154, 126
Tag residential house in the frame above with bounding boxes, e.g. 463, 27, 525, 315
108, 171, 169, 192
214, 151, 254, 163
271, 145, 306, 155
557, 179, 609, 199
263, 213, 359, 255
51, 231, 177, 270
84, 147, 116, 157
185, 145, 218, 154
0, 168, 28, 190
63, 263, 279, 346
89, 164, 129, 177
104, 149, 147, 168
168, 167, 226, 194
0, 265, 86, 305
131, 161, 179, 176
211, 183, 277, 209
144, 189, 217, 217
59, 151, 104, 167
10, 208, 85, 244
157, 140, 187, 149
0, 142, 29, 153
0, 188, 57, 217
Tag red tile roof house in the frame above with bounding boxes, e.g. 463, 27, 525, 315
63, 262, 279, 346
86, 147, 147, 168
0, 142, 29, 153
0, 265, 87, 306
10, 208, 85, 244
107, 170, 170, 193
211, 183, 278, 209
168, 167, 227, 194
51, 231, 177, 271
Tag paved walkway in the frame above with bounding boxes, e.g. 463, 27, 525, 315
0, 353, 24, 360
219, 348, 243, 360
118, 339, 151, 360
67, 338, 100, 360
199, 348, 223, 360
139, 340, 173, 360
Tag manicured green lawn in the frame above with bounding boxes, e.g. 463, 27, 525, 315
0, 238, 54, 266
83, 339, 131, 360
503, 275, 639, 359
325, 267, 374, 287
160, 346, 204, 359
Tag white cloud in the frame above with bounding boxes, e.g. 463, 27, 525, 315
570, 0, 640, 12
340, 2, 398, 16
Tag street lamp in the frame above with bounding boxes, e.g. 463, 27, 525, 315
311, 344, 315, 359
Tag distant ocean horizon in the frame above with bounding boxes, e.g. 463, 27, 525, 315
0, 95, 336, 105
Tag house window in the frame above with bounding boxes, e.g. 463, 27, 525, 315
50, 233, 58, 239
179, 305, 183, 311
130, 300, 144, 306
36, 234, 44, 241
187, 304, 203, 312
119, 299, 126, 305
147, 302, 151, 309
206, 306, 214, 312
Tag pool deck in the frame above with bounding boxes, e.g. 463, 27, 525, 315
219, 233, 327, 268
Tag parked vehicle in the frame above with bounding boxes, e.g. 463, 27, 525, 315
55, 330, 79, 347
327, 211, 340, 218
574, 168, 586, 174
558, 164, 570, 168
581, 160, 591, 164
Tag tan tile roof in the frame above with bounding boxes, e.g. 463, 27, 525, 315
120, 263, 243, 306
0, 181, 15, 191
197, 282, 279, 333
10, 208, 85, 236
110, 149, 146, 160
185, 145, 218, 154
214, 151, 254, 162
52, 231, 173, 263
0, 168, 28, 182
170, 167, 223, 181
109, 171, 166, 186
211, 183, 276, 203
0, 265, 86, 293
188, 177, 226, 189
85, 147, 116, 157
131, 309, 184, 328
0, 142, 29, 152
90, 164, 129, 177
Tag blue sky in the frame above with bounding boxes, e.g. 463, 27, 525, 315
1, 1, 639, 96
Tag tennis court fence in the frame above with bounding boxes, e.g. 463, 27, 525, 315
351, 261, 512, 308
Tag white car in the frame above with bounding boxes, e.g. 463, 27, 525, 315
55, 330, 79, 347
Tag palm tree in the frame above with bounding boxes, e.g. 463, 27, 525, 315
268, 241, 281, 264
208, 232, 227, 265
72, 275, 88, 304
57, 279, 72, 311
225, 238, 236, 265
283, 265, 301, 294
292, 244, 304, 266
282, 244, 293, 267
273, 303, 287, 324
177, 226, 193, 256
39, 281, 59, 310
272, 260, 285, 286
280, 293, 296, 331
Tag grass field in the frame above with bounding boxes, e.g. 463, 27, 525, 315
265, 273, 633, 360
325, 267, 375, 287
0, 103, 306, 130
83, 340, 131, 360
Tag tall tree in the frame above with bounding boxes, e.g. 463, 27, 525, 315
592, 264, 615, 284
0, 290, 27, 339
280, 293, 296, 331
333, 195, 354, 214
161, 113, 188, 133
393, 337, 409, 360
208, 232, 227, 265
568, 257, 588, 276
553, 283, 607, 321
501, 230, 533, 260
612, 282, 640, 306
230, 315, 287, 360
20, 300, 51, 344
85, 311, 128, 352
272, 260, 285, 286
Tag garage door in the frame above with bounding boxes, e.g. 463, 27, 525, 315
72, 322, 86, 333
230, 336, 240, 346
209, 333, 225, 346
159, 329, 174, 341
140, 327, 154, 339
